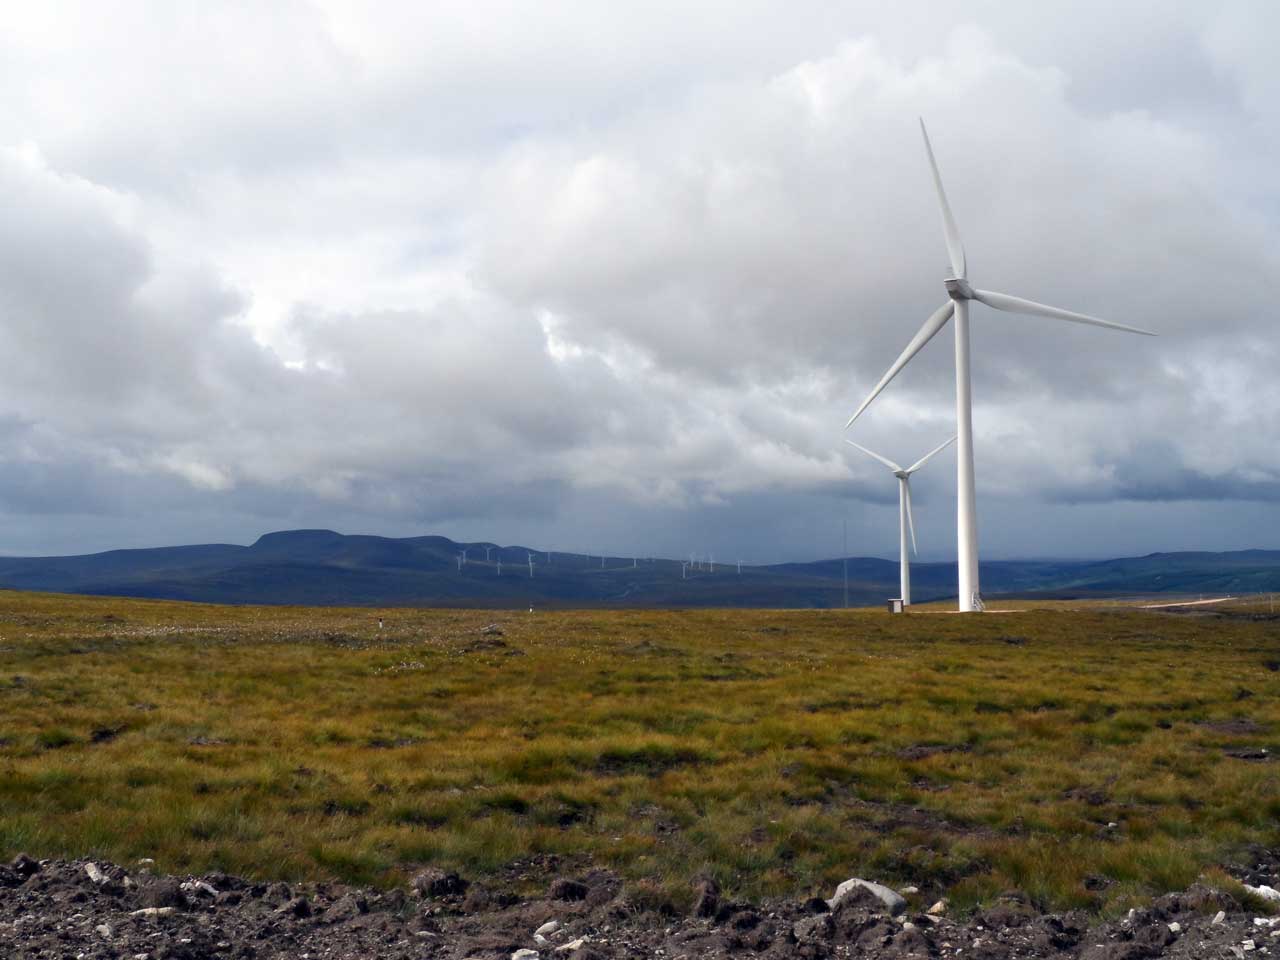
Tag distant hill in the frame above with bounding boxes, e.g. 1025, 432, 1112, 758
0, 530, 1277, 607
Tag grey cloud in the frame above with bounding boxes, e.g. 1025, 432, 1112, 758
0, 3, 1277, 561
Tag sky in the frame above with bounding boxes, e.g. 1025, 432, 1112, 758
1, 0, 1278, 563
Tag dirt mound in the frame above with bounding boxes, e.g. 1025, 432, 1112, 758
0, 854, 1276, 958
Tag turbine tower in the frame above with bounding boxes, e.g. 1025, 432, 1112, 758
846, 436, 955, 606
846, 120, 1155, 612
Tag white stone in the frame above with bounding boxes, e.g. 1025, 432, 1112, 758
900, 886, 919, 895
1215, 911, 1227, 925
828, 878, 907, 916
84, 863, 107, 885
555, 940, 586, 954
512, 951, 540, 960
1248, 885, 1280, 902
535, 920, 561, 937
927, 899, 948, 915
95, 924, 112, 938
130, 907, 176, 918
1168, 922, 1181, 933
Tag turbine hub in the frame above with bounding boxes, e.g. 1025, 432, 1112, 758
944, 277, 975, 300
894, 470, 910, 480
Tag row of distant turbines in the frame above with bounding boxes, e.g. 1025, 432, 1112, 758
844, 121, 1154, 611
455, 549, 742, 579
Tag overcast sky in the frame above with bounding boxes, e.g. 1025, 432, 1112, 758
1, 1, 1278, 562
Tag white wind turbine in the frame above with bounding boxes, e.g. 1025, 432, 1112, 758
846, 120, 1155, 612
846, 436, 955, 606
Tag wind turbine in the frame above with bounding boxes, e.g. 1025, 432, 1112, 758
846, 120, 1155, 611
846, 436, 954, 606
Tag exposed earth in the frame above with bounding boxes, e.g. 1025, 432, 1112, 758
3, 852, 1279, 959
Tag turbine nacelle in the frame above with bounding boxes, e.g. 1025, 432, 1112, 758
944, 277, 975, 300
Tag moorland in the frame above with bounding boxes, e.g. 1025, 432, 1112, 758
0, 589, 1277, 917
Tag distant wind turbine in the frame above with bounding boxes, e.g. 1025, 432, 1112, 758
846, 436, 955, 607
846, 120, 1155, 611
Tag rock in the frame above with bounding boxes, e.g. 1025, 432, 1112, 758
180, 879, 218, 898
138, 878, 187, 909
11, 854, 40, 878
1213, 910, 1227, 925
828, 878, 907, 916
1168, 922, 1181, 933
801, 896, 830, 914
130, 907, 176, 918
481, 623, 504, 636
324, 894, 368, 922
892, 924, 934, 955
535, 920, 561, 937
84, 862, 109, 885
555, 938, 586, 953
691, 878, 720, 918
412, 868, 468, 897
927, 898, 948, 915
512, 950, 539, 960
276, 896, 313, 918
900, 885, 920, 895
95, 923, 112, 938
1246, 884, 1280, 902
549, 878, 589, 902
793, 914, 834, 942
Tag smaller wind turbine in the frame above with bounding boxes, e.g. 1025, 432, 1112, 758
845, 436, 956, 607
497, 557, 502, 575
485, 546, 493, 562
527, 553, 535, 578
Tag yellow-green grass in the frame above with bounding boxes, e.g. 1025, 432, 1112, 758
0, 590, 1276, 915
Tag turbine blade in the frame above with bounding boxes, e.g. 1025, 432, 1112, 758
844, 439, 902, 473
904, 478, 918, 555
905, 435, 957, 475
845, 300, 954, 427
972, 289, 1156, 336
920, 118, 966, 279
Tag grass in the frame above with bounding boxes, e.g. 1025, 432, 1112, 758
0, 589, 1277, 915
